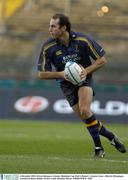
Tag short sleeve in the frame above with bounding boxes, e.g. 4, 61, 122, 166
86, 35, 106, 60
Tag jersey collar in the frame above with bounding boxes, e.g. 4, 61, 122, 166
56, 31, 77, 45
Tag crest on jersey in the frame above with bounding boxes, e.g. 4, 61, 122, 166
56, 50, 62, 56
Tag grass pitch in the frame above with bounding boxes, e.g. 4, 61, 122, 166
0, 119, 127, 173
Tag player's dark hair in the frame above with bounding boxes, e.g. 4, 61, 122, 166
52, 13, 71, 33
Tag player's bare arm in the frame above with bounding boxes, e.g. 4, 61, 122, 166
38, 71, 64, 79
80, 56, 107, 79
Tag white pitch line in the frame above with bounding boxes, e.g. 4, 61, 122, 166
48, 156, 128, 164
0, 155, 127, 164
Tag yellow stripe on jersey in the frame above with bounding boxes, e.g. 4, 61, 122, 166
86, 120, 98, 127
41, 42, 56, 71
42, 51, 46, 71
75, 37, 100, 59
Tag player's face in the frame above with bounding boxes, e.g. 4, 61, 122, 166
49, 18, 63, 39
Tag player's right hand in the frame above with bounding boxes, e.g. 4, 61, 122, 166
64, 71, 70, 81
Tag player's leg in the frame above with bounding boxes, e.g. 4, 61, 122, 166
60, 82, 126, 155
98, 121, 115, 141
72, 86, 105, 158
78, 86, 126, 153
78, 86, 126, 154
98, 121, 126, 153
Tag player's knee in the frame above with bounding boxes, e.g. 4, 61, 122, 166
80, 106, 91, 118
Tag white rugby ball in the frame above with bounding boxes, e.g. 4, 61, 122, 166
64, 61, 86, 85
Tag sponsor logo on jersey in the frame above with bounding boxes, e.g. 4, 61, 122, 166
62, 53, 81, 63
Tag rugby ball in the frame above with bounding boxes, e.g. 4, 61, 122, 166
64, 61, 86, 85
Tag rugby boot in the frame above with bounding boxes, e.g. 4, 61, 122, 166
110, 135, 126, 153
94, 147, 105, 158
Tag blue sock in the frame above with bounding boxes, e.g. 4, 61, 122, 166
83, 115, 103, 148
98, 122, 114, 141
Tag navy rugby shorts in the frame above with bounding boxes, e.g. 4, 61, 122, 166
60, 77, 94, 107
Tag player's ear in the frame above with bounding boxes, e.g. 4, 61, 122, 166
61, 25, 66, 32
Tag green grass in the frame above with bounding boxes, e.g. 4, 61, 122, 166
0, 119, 127, 173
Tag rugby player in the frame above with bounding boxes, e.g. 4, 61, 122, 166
38, 13, 126, 158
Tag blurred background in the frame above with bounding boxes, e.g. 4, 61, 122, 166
0, 0, 128, 122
